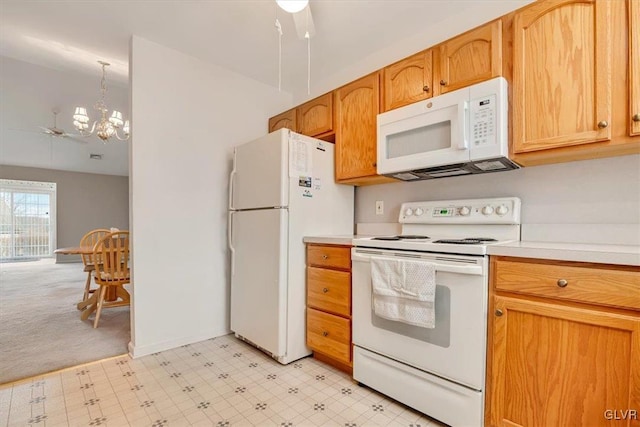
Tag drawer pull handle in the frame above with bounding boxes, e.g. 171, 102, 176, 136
633, 114, 640, 122
557, 279, 568, 288
597, 120, 608, 129
322, 331, 329, 337
322, 255, 328, 260
495, 309, 503, 317
322, 288, 329, 293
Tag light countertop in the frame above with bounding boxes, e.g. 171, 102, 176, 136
487, 241, 640, 266
303, 235, 360, 246
304, 235, 640, 266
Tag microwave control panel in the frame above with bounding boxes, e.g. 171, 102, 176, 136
470, 94, 496, 148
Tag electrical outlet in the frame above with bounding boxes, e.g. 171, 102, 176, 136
375, 200, 384, 215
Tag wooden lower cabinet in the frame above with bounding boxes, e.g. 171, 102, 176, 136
305, 243, 352, 373
486, 257, 640, 427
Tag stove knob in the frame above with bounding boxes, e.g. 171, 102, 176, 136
405, 208, 414, 216
482, 205, 495, 215
459, 206, 471, 216
496, 205, 509, 216
414, 208, 424, 216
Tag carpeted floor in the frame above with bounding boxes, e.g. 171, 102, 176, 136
0, 259, 130, 384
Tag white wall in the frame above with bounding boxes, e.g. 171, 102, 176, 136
356, 154, 640, 245
0, 56, 129, 176
129, 36, 292, 356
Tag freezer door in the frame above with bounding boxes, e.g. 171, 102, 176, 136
231, 129, 289, 210
230, 208, 288, 358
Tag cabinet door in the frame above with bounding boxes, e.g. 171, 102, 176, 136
297, 93, 333, 137
488, 296, 640, 427
630, 0, 640, 136
437, 20, 502, 94
268, 108, 296, 133
512, 0, 612, 153
335, 72, 380, 180
382, 50, 433, 111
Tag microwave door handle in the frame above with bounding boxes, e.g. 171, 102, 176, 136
457, 100, 469, 150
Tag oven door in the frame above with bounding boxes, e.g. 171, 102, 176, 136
377, 87, 470, 176
352, 247, 488, 391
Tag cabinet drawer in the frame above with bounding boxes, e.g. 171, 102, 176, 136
307, 308, 351, 364
307, 245, 351, 270
493, 258, 640, 310
307, 267, 351, 317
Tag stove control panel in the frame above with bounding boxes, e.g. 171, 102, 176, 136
399, 197, 521, 224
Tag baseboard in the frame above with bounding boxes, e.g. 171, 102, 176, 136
128, 329, 232, 358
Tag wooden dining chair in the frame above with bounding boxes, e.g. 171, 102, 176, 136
79, 228, 110, 302
91, 231, 131, 328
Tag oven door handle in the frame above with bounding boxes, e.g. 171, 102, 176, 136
352, 253, 483, 275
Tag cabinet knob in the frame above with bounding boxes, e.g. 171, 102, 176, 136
322, 288, 329, 293
495, 309, 503, 317
633, 114, 640, 122
322, 254, 328, 260
557, 279, 568, 288
322, 331, 329, 337
597, 120, 609, 129
422, 85, 430, 93
440, 80, 447, 86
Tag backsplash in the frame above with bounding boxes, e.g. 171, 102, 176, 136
355, 154, 640, 245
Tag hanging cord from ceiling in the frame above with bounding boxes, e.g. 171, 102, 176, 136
305, 6, 311, 95
275, 5, 283, 92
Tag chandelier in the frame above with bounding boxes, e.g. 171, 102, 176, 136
73, 61, 129, 141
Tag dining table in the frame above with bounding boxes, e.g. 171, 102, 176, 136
54, 246, 129, 310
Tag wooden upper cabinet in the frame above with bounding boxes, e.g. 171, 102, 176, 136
268, 108, 296, 133
512, 0, 612, 154
335, 72, 381, 181
297, 92, 333, 137
437, 20, 502, 94
489, 295, 640, 427
382, 50, 433, 112
630, 0, 640, 136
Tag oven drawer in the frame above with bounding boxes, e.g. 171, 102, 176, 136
307, 308, 351, 364
493, 257, 640, 311
307, 245, 351, 270
307, 267, 351, 317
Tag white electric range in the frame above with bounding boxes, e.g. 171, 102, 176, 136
351, 197, 521, 427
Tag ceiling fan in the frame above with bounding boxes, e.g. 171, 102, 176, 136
37, 108, 87, 143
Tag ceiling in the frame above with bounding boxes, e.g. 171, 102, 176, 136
0, 0, 533, 94
0, 0, 533, 176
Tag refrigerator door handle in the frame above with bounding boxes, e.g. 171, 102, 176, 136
228, 211, 235, 276
228, 149, 237, 210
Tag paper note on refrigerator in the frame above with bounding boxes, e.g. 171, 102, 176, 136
289, 137, 312, 178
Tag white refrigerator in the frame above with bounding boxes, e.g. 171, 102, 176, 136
228, 129, 354, 364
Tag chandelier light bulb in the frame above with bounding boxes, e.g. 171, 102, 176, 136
276, 0, 308, 13
72, 61, 130, 141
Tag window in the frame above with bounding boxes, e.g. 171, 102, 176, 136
0, 179, 57, 261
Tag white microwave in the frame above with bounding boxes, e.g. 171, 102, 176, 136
377, 77, 520, 181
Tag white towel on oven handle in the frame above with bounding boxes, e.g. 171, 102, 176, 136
370, 256, 436, 328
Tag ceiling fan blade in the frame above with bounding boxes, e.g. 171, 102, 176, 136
38, 126, 54, 134
61, 135, 88, 144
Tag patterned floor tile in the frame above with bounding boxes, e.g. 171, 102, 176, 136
2, 334, 448, 427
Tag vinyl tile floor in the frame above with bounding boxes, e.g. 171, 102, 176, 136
0, 334, 447, 427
